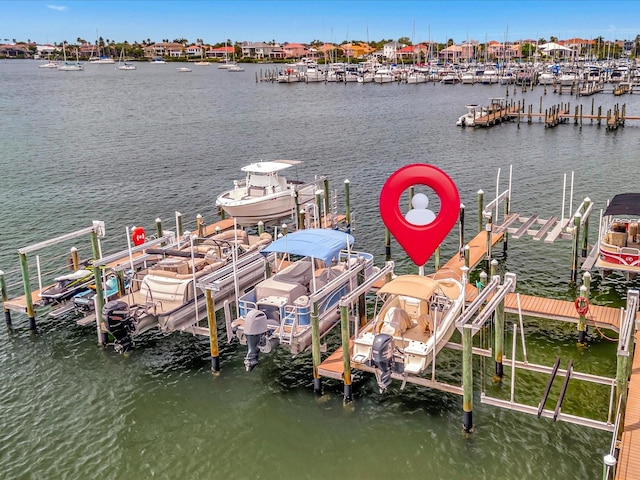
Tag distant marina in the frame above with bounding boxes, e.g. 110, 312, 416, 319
1, 59, 640, 479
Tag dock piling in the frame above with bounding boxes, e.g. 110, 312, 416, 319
577, 284, 589, 345
570, 213, 582, 283
494, 283, 505, 380
311, 300, 322, 395
344, 179, 351, 230
477, 190, 484, 234
205, 289, 221, 373
155, 218, 163, 240
70, 247, 80, 271
90, 229, 107, 345
18, 252, 36, 331
340, 304, 352, 403
0, 271, 11, 328
462, 321, 473, 433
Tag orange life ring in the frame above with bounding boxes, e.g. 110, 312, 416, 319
574, 296, 589, 316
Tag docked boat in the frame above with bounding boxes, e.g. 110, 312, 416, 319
456, 104, 485, 127
100, 228, 273, 351
595, 193, 640, 279
373, 67, 394, 84
38, 269, 95, 305
230, 228, 375, 371
351, 273, 464, 393
215, 160, 324, 226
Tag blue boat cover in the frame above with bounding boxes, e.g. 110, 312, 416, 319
261, 229, 354, 265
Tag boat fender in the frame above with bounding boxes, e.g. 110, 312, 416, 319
575, 297, 589, 316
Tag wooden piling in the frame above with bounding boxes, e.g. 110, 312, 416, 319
494, 284, 505, 380
576, 284, 588, 345
477, 190, 484, 234
205, 289, 220, 372
0, 271, 11, 327
485, 213, 493, 272
155, 218, 163, 240
581, 198, 590, 257
340, 304, 352, 403
90, 229, 107, 345
18, 253, 35, 330
570, 213, 582, 283
323, 178, 330, 218
344, 179, 351, 230
176, 211, 183, 238
196, 214, 204, 238
462, 324, 473, 433
311, 300, 322, 395
70, 247, 80, 271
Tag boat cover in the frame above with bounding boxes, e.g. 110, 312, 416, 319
603, 193, 640, 217
260, 229, 354, 265
377, 275, 440, 301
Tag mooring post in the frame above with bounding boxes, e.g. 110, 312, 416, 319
570, 213, 582, 283
408, 186, 414, 210
485, 213, 493, 272
155, 217, 163, 240
294, 190, 302, 230
257, 221, 264, 236
311, 300, 322, 395
494, 283, 505, 380
344, 179, 351, 231
340, 304, 352, 403
281, 223, 288, 236
0, 271, 11, 328
205, 289, 220, 373
176, 211, 183, 238
462, 322, 473, 433
315, 190, 323, 227
435, 246, 441, 271
18, 252, 36, 331
479, 270, 487, 289
196, 214, 204, 238
385, 228, 391, 263
323, 178, 330, 220
357, 262, 367, 328
459, 203, 465, 256
597, 106, 602, 127
477, 190, 484, 234
464, 245, 470, 269
70, 247, 80, 271
581, 197, 591, 257
90, 229, 107, 345
577, 284, 588, 345
503, 194, 510, 253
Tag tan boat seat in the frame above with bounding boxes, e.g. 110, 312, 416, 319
609, 231, 627, 247
417, 313, 433, 334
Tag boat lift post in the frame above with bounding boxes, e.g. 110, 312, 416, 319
0, 271, 11, 327
570, 213, 582, 283
477, 190, 484, 234
89, 227, 107, 345
205, 289, 221, 373
339, 304, 352, 403
311, 299, 322, 395
344, 179, 351, 231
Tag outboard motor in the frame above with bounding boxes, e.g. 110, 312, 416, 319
371, 333, 396, 393
102, 300, 135, 354
243, 309, 274, 372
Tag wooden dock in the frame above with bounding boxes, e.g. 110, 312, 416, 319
317, 229, 640, 477
617, 331, 640, 480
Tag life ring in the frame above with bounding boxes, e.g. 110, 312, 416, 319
131, 226, 146, 246
575, 296, 589, 316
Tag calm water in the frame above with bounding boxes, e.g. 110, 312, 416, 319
2, 59, 640, 479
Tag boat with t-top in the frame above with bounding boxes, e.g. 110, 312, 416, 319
215, 160, 325, 226
351, 272, 464, 393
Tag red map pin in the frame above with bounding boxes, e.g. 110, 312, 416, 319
379, 164, 460, 266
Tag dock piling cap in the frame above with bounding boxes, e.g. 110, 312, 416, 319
603, 454, 617, 466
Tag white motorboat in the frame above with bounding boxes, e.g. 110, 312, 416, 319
177, 67, 192, 72
227, 64, 245, 72
538, 72, 556, 85
304, 67, 325, 83
373, 67, 394, 84
456, 104, 485, 127
595, 193, 640, 280
150, 58, 166, 64
38, 61, 59, 69
215, 160, 324, 226
351, 273, 464, 393
230, 228, 376, 371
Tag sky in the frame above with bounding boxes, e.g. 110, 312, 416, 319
2, 0, 639, 45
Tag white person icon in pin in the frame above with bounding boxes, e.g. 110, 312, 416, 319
405, 192, 436, 226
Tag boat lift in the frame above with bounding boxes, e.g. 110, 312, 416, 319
1, 221, 106, 331
481, 166, 595, 281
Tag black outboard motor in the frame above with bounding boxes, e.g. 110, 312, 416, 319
372, 333, 396, 393
102, 300, 135, 354
243, 309, 269, 372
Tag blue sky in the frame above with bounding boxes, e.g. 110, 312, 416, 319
3, 1, 639, 45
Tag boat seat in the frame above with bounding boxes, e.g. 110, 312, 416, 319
609, 231, 627, 247
378, 307, 412, 336
417, 314, 433, 335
